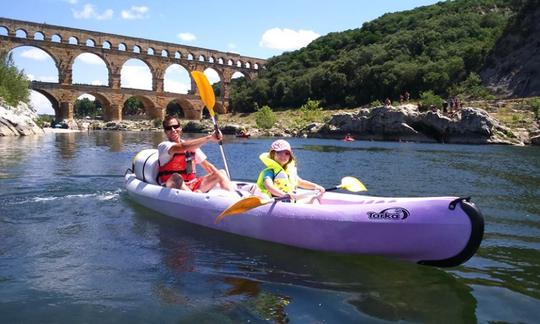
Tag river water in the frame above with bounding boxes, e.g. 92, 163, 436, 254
1, 131, 539, 323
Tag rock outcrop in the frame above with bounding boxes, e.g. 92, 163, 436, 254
0, 100, 44, 136
481, 0, 540, 98
319, 105, 525, 145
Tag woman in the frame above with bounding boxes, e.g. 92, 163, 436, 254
256, 139, 325, 202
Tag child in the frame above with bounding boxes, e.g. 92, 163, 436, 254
256, 139, 325, 202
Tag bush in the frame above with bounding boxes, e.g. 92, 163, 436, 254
299, 98, 323, 122
34, 114, 54, 128
450, 72, 495, 100
370, 100, 382, 107
255, 105, 276, 129
526, 98, 540, 119
420, 91, 444, 109
0, 51, 30, 106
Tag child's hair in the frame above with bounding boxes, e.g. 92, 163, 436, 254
269, 150, 296, 170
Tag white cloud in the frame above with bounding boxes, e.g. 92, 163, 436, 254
73, 4, 113, 20
20, 48, 50, 61
204, 70, 220, 84
121, 65, 152, 90
177, 32, 196, 42
26, 73, 57, 82
91, 80, 103, 86
65, 0, 78, 4
259, 27, 320, 50
121, 6, 149, 20
77, 53, 104, 65
164, 79, 190, 94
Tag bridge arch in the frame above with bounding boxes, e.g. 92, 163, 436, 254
122, 95, 158, 120
121, 59, 152, 90
32, 88, 59, 115
72, 52, 110, 86
1, 17, 266, 123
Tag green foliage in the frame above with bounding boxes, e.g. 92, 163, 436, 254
370, 100, 382, 107
74, 97, 102, 118
123, 97, 145, 115
231, 0, 519, 110
450, 72, 495, 99
166, 100, 184, 118
254, 105, 276, 129
420, 91, 444, 109
0, 50, 30, 106
526, 98, 540, 119
299, 99, 323, 122
34, 114, 54, 128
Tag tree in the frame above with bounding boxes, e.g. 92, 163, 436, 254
254, 105, 276, 129
229, 0, 516, 108
74, 97, 102, 117
0, 50, 30, 106
123, 97, 145, 115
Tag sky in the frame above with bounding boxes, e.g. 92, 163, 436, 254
1, 0, 441, 114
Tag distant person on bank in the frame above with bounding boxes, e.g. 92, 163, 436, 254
157, 115, 234, 192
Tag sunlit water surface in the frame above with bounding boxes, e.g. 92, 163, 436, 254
1, 131, 539, 323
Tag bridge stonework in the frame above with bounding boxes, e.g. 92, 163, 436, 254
0, 17, 266, 122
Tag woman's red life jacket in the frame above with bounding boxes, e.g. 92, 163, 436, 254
158, 151, 196, 183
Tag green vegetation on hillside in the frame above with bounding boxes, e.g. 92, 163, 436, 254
231, 0, 524, 112
0, 50, 30, 107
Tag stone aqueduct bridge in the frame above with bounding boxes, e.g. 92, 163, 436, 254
0, 17, 266, 122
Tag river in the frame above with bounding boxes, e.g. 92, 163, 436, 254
1, 131, 539, 323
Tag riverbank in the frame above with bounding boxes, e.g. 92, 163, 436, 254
3, 97, 538, 145
71, 103, 539, 146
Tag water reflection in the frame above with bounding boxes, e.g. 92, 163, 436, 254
55, 132, 76, 159
143, 209, 478, 323
94, 131, 124, 152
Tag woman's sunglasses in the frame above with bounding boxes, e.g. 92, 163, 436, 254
276, 150, 291, 156
164, 124, 181, 131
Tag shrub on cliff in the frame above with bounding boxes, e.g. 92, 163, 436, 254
526, 98, 540, 120
255, 105, 276, 129
419, 91, 444, 110
0, 51, 29, 107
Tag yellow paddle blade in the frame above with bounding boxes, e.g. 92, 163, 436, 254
191, 71, 216, 116
339, 176, 367, 192
214, 196, 270, 223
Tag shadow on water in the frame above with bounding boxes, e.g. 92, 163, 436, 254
125, 196, 478, 323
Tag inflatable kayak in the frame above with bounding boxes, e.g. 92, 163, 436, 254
125, 149, 484, 267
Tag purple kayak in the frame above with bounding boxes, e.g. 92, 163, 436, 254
125, 150, 483, 267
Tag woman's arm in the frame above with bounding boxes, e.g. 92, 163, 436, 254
169, 132, 219, 154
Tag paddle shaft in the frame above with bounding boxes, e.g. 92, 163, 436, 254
211, 116, 231, 179
274, 185, 341, 202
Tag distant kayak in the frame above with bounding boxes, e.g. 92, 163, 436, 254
343, 136, 355, 142
236, 133, 251, 138
125, 149, 484, 267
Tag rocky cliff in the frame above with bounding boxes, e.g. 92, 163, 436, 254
319, 105, 529, 145
0, 100, 44, 136
481, 0, 540, 98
